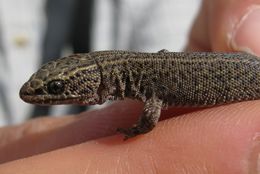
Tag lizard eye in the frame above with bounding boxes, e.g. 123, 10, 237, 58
47, 80, 65, 95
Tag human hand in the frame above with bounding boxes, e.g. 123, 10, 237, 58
1, 0, 260, 173
187, 0, 260, 55
0, 100, 260, 174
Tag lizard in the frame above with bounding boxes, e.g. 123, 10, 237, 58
19, 50, 260, 139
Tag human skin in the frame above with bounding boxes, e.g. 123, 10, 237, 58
1, 0, 260, 173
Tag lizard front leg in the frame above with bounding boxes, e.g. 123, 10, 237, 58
117, 96, 163, 140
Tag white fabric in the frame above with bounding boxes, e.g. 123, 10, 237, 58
0, 0, 46, 125
92, 0, 201, 51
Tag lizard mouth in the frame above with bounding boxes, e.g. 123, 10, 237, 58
20, 85, 85, 105
20, 88, 99, 106
20, 93, 82, 105
20, 94, 100, 105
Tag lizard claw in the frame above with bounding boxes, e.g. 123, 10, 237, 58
116, 127, 140, 140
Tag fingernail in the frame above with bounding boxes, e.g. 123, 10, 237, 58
230, 6, 260, 55
248, 132, 260, 173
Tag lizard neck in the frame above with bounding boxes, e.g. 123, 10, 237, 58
95, 56, 146, 102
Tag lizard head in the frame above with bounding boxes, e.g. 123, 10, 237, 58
20, 54, 102, 105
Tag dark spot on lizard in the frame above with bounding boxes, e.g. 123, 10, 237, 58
47, 80, 65, 95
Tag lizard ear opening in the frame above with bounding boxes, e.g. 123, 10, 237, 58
47, 80, 65, 95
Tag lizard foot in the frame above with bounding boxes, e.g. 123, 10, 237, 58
117, 96, 163, 140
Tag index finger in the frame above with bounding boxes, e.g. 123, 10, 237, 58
1, 101, 260, 173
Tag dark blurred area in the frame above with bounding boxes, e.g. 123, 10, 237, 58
32, 0, 94, 117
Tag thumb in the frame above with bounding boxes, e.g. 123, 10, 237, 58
187, 0, 260, 55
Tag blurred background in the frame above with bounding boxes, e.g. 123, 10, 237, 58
0, 0, 201, 126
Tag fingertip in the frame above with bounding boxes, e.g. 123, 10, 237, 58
230, 5, 260, 56
210, 1, 260, 55
187, 0, 260, 54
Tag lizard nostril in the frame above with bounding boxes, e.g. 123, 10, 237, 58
20, 90, 30, 96
35, 88, 45, 95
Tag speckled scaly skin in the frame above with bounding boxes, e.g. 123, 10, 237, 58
20, 50, 260, 139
